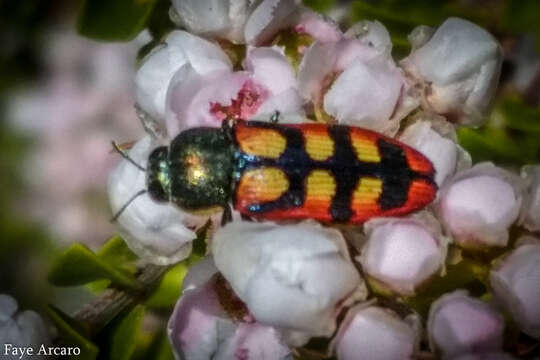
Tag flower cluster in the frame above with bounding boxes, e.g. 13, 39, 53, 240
107, 1, 540, 359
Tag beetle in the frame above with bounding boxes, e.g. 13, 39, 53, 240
112, 119, 437, 224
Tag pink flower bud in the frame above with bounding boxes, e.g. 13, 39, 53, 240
437, 163, 523, 248
402, 18, 502, 126
333, 305, 417, 360
359, 213, 447, 295
399, 117, 471, 186
212, 221, 364, 339
520, 165, 540, 231
490, 241, 540, 338
428, 291, 505, 359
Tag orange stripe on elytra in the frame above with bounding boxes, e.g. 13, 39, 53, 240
349, 129, 381, 163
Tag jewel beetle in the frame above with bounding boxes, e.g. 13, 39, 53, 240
112, 119, 437, 224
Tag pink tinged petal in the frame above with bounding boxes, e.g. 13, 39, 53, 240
135, 31, 231, 121
360, 216, 446, 295
168, 282, 236, 360
334, 306, 416, 360
166, 67, 269, 135
212, 221, 363, 338
438, 163, 523, 248
244, 46, 297, 95
428, 291, 505, 359
520, 165, 540, 231
216, 324, 292, 360
402, 18, 502, 126
295, 8, 343, 43
323, 58, 404, 135
252, 88, 305, 120
399, 120, 459, 186
107, 136, 207, 265
244, 0, 300, 45
168, 280, 291, 360
490, 243, 540, 338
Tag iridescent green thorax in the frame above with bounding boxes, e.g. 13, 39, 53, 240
146, 127, 235, 211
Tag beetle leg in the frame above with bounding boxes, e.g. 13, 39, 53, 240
270, 110, 281, 123
221, 204, 233, 226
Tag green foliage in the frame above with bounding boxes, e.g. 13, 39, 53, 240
458, 97, 540, 165
77, 0, 158, 41
145, 261, 190, 309
48, 242, 140, 290
47, 305, 99, 360
100, 305, 146, 360
303, 0, 336, 13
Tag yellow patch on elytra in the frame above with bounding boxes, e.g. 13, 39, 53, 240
351, 138, 381, 163
305, 170, 336, 203
352, 177, 382, 206
237, 127, 286, 159
304, 131, 335, 161
237, 167, 289, 202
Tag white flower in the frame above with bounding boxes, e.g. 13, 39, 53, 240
107, 136, 212, 265
170, 0, 253, 44
294, 8, 342, 43
401, 17, 502, 126
135, 30, 232, 122
520, 165, 540, 231
333, 305, 418, 360
428, 290, 505, 359
168, 276, 292, 360
437, 163, 523, 248
399, 116, 471, 186
244, 0, 300, 45
0, 294, 51, 360
359, 212, 448, 296
298, 22, 410, 135
166, 46, 304, 135
211, 221, 364, 339
490, 241, 540, 339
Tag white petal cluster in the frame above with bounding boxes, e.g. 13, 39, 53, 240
0, 294, 51, 359
333, 305, 418, 360
102, 1, 540, 357
490, 240, 540, 338
359, 213, 448, 295
427, 291, 505, 359
402, 17, 502, 126
212, 221, 364, 338
135, 31, 232, 122
437, 163, 524, 248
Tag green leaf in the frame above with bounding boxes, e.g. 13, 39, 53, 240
48, 244, 141, 290
77, 0, 158, 41
303, 0, 336, 13
46, 305, 99, 360
501, 97, 540, 133
145, 261, 191, 309
135, 330, 175, 360
98, 236, 138, 274
104, 305, 146, 360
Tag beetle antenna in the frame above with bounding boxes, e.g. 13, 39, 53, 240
110, 189, 147, 222
111, 141, 146, 171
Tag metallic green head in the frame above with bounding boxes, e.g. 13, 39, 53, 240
146, 127, 234, 211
